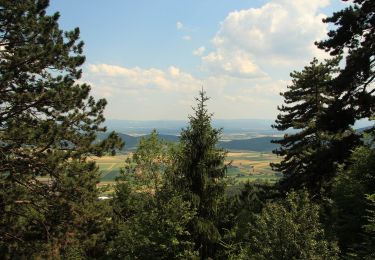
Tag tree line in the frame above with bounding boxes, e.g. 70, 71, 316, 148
0, 0, 374, 259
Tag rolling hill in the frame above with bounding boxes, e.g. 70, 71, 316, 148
219, 137, 281, 152
97, 132, 281, 152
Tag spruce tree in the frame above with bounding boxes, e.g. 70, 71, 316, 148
172, 90, 227, 259
272, 58, 360, 196
0, 0, 122, 258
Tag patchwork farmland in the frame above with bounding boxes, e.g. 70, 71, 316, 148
93, 151, 281, 184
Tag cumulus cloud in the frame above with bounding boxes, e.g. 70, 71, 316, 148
182, 35, 192, 41
84, 64, 206, 119
87, 63, 201, 95
192, 46, 206, 56
202, 0, 330, 78
202, 49, 266, 78
82, 0, 336, 119
176, 21, 183, 30
84, 63, 293, 119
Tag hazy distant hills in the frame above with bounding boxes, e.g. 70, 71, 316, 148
104, 118, 371, 136
97, 119, 372, 152
97, 132, 281, 152
219, 137, 281, 152
97, 133, 180, 150
357, 126, 373, 133
104, 119, 281, 136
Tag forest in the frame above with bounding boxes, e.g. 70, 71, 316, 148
0, 0, 374, 259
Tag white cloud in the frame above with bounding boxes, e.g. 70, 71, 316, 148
182, 35, 191, 41
84, 63, 293, 119
202, 49, 266, 78
83, 64, 206, 120
176, 21, 183, 30
81, 0, 337, 120
87, 63, 201, 95
192, 46, 206, 56
201, 0, 330, 78
168, 66, 180, 77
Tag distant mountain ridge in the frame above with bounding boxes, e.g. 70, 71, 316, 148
98, 123, 374, 152
104, 119, 279, 136
103, 119, 371, 136
219, 136, 281, 152
97, 132, 281, 152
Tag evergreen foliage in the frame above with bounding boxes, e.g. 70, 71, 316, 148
0, 0, 122, 258
362, 194, 375, 259
171, 90, 228, 259
317, 0, 375, 122
272, 58, 360, 196
2, 0, 375, 259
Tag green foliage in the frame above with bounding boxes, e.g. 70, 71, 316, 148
364, 194, 375, 236
360, 194, 375, 259
243, 191, 339, 260
316, 2, 375, 254
0, 0, 122, 258
2, 1, 373, 259
126, 129, 171, 192
331, 146, 375, 257
110, 188, 198, 259
108, 132, 198, 259
235, 182, 278, 233
171, 90, 228, 259
317, 0, 375, 121
272, 58, 360, 196
214, 182, 279, 259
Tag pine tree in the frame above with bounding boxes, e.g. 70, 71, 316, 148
172, 90, 227, 259
316, 0, 375, 125
0, 1, 122, 258
272, 58, 360, 196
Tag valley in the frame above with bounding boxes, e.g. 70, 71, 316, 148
94, 150, 281, 186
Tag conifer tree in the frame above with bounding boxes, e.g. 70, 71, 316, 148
0, 1, 122, 258
172, 90, 227, 259
272, 58, 360, 196
317, 0, 375, 124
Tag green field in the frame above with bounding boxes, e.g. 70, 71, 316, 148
226, 151, 281, 183
92, 154, 128, 182
93, 151, 281, 184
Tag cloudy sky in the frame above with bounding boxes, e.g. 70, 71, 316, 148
49, 0, 348, 120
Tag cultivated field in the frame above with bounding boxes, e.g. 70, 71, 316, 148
226, 151, 281, 183
93, 151, 281, 184
91, 154, 129, 182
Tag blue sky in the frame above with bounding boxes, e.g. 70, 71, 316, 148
48, 0, 348, 120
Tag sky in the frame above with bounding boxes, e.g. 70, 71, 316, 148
48, 0, 349, 120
